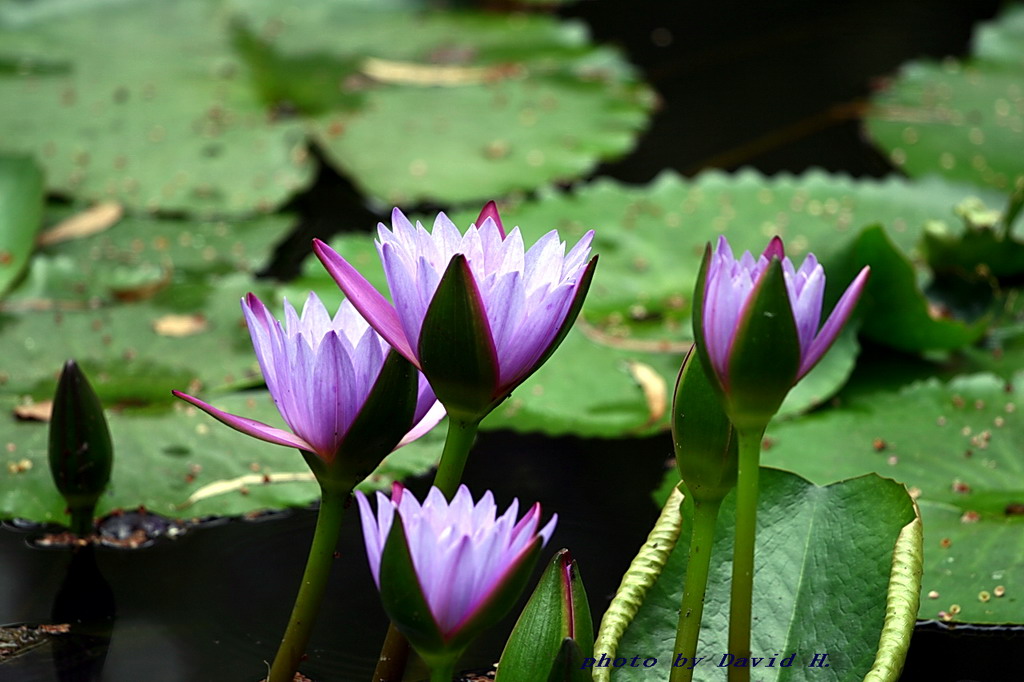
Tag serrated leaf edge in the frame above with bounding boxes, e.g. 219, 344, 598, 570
592, 485, 684, 682
862, 501, 923, 682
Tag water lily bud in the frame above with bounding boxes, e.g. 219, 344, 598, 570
693, 236, 869, 430
356, 484, 556, 673
49, 360, 113, 535
496, 549, 593, 682
672, 348, 738, 504
314, 202, 596, 423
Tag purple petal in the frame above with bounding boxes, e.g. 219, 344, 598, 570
475, 200, 506, 239
172, 391, 315, 452
313, 238, 418, 367
396, 400, 446, 448
799, 266, 871, 378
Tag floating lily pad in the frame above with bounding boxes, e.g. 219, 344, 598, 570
764, 372, 1024, 623
231, 0, 654, 206
0, 390, 443, 523
0, 0, 314, 216
865, 5, 1024, 192
295, 170, 1003, 436
602, 470, 919, 681
0, 0, 652, 214
0, 155, 43, 297
0, 272, 277, 406
5, 209, 292, 308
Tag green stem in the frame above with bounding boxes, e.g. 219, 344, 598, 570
669, 497, 723, 682
429, 660, 456, 682
726, 427, 766, 682
432, 417, 480, 499
268, 483, 351, 682
370, 417, 480, 682
370, 622, 410, 682
69, 505, 96, 538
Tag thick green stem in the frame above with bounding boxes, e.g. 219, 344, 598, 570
268, 483, 351, 682
670, 497, 723, 682
69, 505, 95, 538
726, 427, 766, 682
370, 622, 410, 682
433, 417, 480, 498
429, 661, 456, 682
371, 417, 480, 682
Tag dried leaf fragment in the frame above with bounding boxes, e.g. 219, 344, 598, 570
153, 314, 207, 337
38, 202, 123, 246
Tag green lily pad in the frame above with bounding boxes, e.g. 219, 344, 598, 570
764, 372, 1024, 623
297, 170, 1004, 436
0, 0, 652, 214
600, 469, 919, 681
231, 0, 654, 206
865, 5, 1024, 192
0, 390, 443, 522
5, 209, 292, 308
0, 272, 276, 406
0, 155, 43, 297
0, 0, 314, 216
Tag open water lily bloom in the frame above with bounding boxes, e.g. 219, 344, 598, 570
696, 235, 869, 426
313, 202, 596, 421
356, 483, 556, 665
173, 292, 442, 480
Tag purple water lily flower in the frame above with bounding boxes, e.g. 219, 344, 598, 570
694, 235, 870, 429
313, 202, 596, 421
356, 483, 556, 658
173, 292, 442, 472
702, 235, 869, 384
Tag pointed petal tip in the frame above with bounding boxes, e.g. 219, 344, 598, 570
763, 235, 785, 260
476, 200, 505, 238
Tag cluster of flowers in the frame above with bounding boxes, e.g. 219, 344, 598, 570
172, 201, 867, 681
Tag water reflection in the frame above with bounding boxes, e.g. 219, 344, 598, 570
50, 546, 114, 682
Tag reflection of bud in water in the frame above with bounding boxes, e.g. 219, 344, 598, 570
49, 360, 113, 537
51, 545, 116, 682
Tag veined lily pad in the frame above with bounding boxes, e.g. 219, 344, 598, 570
601, 470, 919, 681
0, 156, 44, 297
764, 372, 1024, 623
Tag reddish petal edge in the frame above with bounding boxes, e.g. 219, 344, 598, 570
396, 401, 446, 448
172, 390, 315, 453
475, 200, 505, 239
312, 238, 419, 367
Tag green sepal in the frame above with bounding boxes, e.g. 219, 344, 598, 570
48, 360, 113, 534
672, 348, 738, 504
496, 548, 594, 682
418, 254, 501, 422
723, 258, 801, 430
547, 638, 594, 682
313, 348, 419, 490
378, 512, 447, 656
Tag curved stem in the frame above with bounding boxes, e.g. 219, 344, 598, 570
726, 426, 766, 682
433, 417, 480, 498
371, 417, 480, 681
670, 497, 723, 682
268, 483, 351, 682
